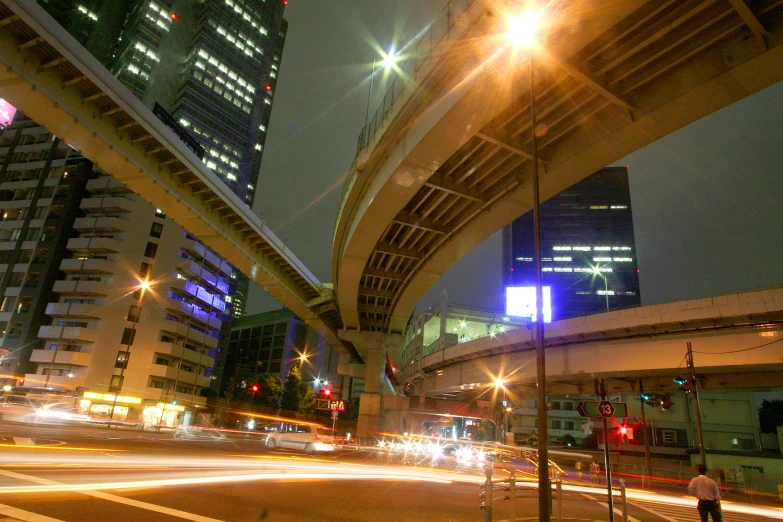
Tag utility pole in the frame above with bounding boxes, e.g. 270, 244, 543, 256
639, 379, 653, 481
595, 378, 615, 522
686, 342, 706, 466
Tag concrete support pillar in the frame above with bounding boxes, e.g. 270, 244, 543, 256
356, 347, 385, 437
338, 329, 403, 439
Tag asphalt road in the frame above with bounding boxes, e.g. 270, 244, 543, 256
0, 421, 781, 522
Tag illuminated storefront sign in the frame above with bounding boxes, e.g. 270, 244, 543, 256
506, 286, 552, 323
82, 391, 142, 404
0, 98, 17, 129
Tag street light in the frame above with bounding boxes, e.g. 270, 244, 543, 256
362, 47, 400, 146
592, 266, 610, 310
108, 279, 151, 422
507, 10, 552, 521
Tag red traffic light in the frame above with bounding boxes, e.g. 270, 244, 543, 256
323, 388, 331, 397
251, 385, 259, 392
620, 426, 628, 435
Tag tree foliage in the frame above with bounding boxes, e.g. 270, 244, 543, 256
251, 373, 283, 409
758, 399, 783, 433
280, 364, 315, 414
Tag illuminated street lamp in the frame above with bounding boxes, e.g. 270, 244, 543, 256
363, 47, 400, 146
108, 279, 151, 422
592, 266, 610, 310
507, 10, 552, 521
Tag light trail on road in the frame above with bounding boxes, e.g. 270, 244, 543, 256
0, 444, 781, 520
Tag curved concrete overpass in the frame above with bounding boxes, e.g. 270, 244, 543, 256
402, 288, 783, 400
334, 0, 783, 334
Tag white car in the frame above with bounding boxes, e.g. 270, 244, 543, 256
265, 423, 334, 454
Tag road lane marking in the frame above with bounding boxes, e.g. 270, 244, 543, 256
579, 492, 642, 522
627, 499, 682, 522
0, 503, 65, 522
11, 439, 33, 446
0, 470, 224, 522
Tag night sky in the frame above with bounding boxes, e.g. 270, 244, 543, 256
248, 1, 783, 316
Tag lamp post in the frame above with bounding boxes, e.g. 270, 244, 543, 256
508, 11, 551, 521
108, 279, 151, 422
362, 48, 398, 148
593, 266, 610, 310
494, 378, 506, 443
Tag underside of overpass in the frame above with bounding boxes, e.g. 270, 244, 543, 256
0, 1, 359, 360
334, 0, 783, 336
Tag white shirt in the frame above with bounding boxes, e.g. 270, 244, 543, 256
688, 474, 721, 501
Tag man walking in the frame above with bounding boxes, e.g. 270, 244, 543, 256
688, 464, 722, 522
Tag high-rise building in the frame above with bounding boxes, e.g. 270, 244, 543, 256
502, 167, 641, 321
111, 0, 287, 209
220, 309, 335, 397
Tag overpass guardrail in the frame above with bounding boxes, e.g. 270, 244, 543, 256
335, 0, 475, 233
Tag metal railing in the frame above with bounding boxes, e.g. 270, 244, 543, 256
334, 0, 475, 233
480, 466, 630, 522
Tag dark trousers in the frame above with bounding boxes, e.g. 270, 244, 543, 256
697, 499, 722, 522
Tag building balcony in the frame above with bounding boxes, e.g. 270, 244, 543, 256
80, 196, 133, 214
181, 239, 232, 276
44, 302, 103, 319
38, 325, 98, 343
59, 258, 116, 274
153, 341, 215, 367
23, 373, 85, 390
148, 388, 207, 409
67, 237, 123, 254
165, 297, 223, 330
149, 365, 210, 388
86, 177, 132, 195
52, 280, 110, 297
159, 320, 219, 349
29, 348, 92, 367
73, 216, 128, 233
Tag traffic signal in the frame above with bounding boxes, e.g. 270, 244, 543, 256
251, 384, 259, 393
323, 388, 331, 397
641, 391, 661, 407
661, 394, 674, 410
619, 425, 628, 436
674, 375, 696, 393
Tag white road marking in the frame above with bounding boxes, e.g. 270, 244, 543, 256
10, 439, 33, 446
0, 503, 65, 522
628, 499, 682, 522
0, 470, 224, 522
580, 492, 642, 522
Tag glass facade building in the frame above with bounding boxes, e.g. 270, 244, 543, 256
502, 167, 641, 321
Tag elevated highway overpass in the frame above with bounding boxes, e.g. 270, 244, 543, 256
0, 1, 357, 359
401, 288, 783, 401
333, 0, 783, 339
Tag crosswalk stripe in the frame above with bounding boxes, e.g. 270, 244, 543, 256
629, 499, 682, 522
630, 499, 779, 522
0, 504, 65, 522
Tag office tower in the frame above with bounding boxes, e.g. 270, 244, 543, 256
111, 0, 287, 210
502, 167, 641, 321
112, 0, 287, 318
36, 0, 134, 65
221, 309, 334, 397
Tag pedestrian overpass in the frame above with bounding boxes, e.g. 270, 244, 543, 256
0, 1, 356, 358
